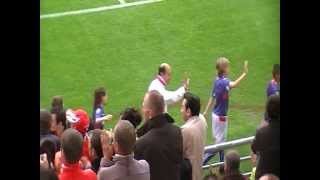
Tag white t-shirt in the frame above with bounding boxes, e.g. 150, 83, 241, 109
148, 75, 185, 112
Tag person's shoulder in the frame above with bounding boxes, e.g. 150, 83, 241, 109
98, 165, 116, 178
83, 168, 97, 179
148, 78, 161, 88
166, 122, 182, 133
135, 133, 152, 147
136, 159, 150, 171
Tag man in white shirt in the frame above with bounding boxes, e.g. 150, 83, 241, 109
148, 63, 189, 111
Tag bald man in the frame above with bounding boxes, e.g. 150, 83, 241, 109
148, 63, 189, 112
135, 90, 183, 180
98, 120, 150, 180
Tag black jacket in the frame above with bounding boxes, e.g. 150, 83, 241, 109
251, 121, 280, 179
134, 113, 183, 180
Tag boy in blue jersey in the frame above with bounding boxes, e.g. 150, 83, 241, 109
202, 57, 248, 164
266, 64, 280, 97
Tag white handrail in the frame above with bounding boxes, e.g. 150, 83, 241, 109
204, 136, 254, 152
202, 155, 251, 169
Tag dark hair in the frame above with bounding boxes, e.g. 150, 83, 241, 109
40, 166, 58, 180
183, 92, 201, 116
61, 128, 83, 164
120, 107, 142, 128
203, 174, 218, 180
225, 150, 240, 172
158, 65, 166, 76
272, 64, 280, 77
266, 94, 280, 122
40, 109, 52, 133
147, 90, 165, 115
51, 96, 63, 113
93, 87, 106, 110
90, 129, 103, 158
56, 110, 67, 129
40, 138, 56, 169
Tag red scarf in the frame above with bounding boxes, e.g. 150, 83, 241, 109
156, 75, 166, 86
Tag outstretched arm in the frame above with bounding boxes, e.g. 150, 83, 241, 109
229, 61, 248, 88
160, 77, 189, 105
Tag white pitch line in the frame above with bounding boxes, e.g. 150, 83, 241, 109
118, 0, 126, 4
40, 0, 163, 20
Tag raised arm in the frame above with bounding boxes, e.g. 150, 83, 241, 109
160, 77, 189, 105
229, 61, 248, 88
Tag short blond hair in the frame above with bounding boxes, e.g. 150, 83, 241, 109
216, 57, 230, 76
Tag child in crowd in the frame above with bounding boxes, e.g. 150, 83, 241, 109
203, 57, 248, 164
50, 96, 64, 134
51, 96, 64, 113
91, 87, 112, 130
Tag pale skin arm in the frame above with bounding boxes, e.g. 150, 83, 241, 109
203, 97, 214, 117
229, 61, 248, 88
95, 114, 113, 123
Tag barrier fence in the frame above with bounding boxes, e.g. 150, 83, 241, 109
202, 136, 255, 177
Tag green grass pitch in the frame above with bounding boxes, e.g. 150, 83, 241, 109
41, 0, 279, 176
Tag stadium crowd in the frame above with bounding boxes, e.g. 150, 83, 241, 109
40, 60, 280, 180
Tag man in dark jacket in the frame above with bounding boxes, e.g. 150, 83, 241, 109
135, 90, 183, 180
251, 94, 280, 179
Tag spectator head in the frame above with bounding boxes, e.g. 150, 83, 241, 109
55, 110, 67, 137
142, 90, 165, 120
266, 94, 280, 122
40, 109, 52, 134
40, 138, 56, 169
203, 174, 218, 180
113, 120, 136, 155
93, 87, 107, 109
180, 92, 201, 121
224, 150, 240, 173
158, 63, 172, 84
89, 129, 103, 160
40, 166, 58, 180
272, 64, 280, 83
67, 109, 90, 135
259, 174, 279, 180
120, 107, 142, 128
61, 128, 83, 164
216, 57, 230, 76
51, 96, 63, 113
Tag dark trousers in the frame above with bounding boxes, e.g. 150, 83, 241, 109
203, 150, 224, 165
180, 158, 192, 180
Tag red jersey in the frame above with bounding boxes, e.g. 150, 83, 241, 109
59, 163, 96, 180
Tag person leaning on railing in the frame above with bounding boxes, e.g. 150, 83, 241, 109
251, 95, 280, 180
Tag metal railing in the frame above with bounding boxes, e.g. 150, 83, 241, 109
202, 136, 255, 176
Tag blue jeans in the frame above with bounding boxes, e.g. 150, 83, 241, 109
202, 150, 224, 165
